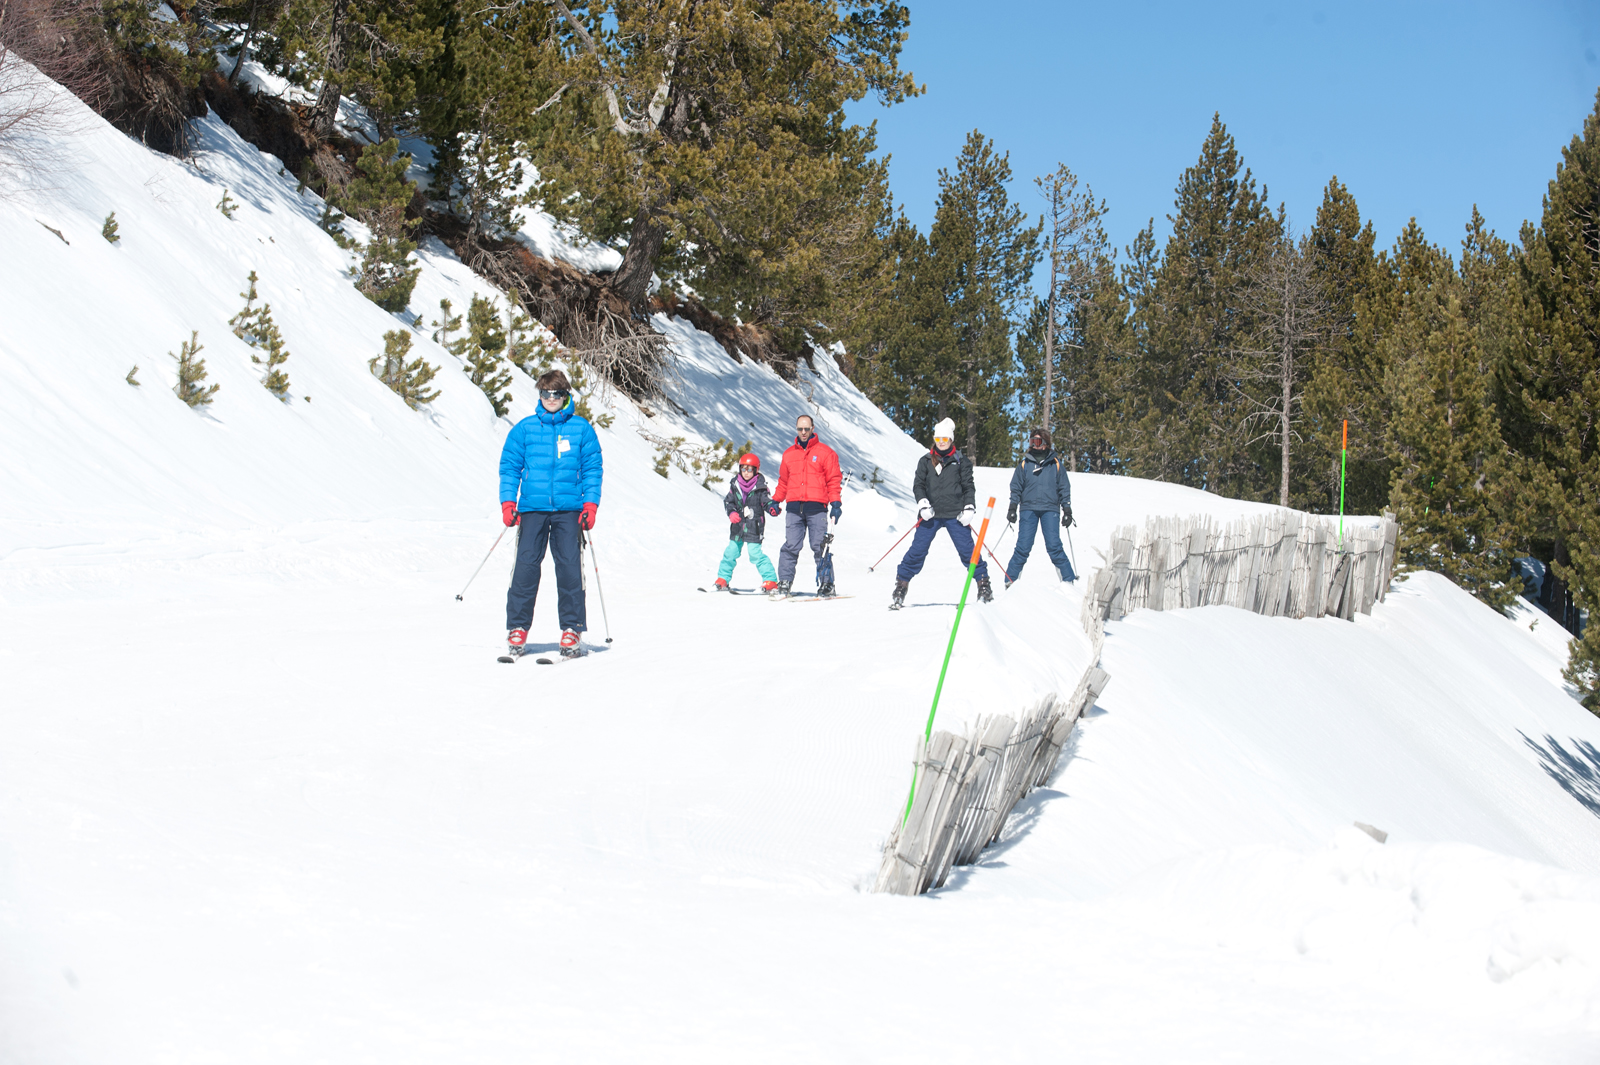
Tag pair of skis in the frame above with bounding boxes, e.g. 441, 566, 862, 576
497, 646, 588, 665
697, 586, 855, 601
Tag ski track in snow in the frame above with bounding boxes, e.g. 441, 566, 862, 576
3, 63, 1600, 1062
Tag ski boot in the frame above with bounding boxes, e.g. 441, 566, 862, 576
817, 581, 836, 598
890, 578, 908, 610
559, 629, 587, 659
976, 575, 994, 603
771, 581, 791, 600
506, 628, 528, 659
761, 580, 779, 594
713, 578, 731, 592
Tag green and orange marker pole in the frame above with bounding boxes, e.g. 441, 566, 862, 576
903, 496, 997, 825
1338, 419, 1348, 547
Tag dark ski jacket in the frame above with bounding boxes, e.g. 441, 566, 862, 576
723, 471, 773, 542
1009, 449, 1071, 512
913, 447, 976, 521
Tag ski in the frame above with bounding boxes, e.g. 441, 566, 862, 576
535, 651, 588, 665
697, 586, 756, 594
497, 647, 527, 664
785, 595, 855, 602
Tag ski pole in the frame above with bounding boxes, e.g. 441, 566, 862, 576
904, 497, 996, 825
869, 521, 919, 572
1066, 526, 1078, 577
585, 528, 613, 643
455, 525, 510, 601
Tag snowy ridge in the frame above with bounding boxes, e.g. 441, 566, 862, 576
4, 66, 1600, 1061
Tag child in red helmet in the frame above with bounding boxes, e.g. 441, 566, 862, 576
715, 453, 780, 592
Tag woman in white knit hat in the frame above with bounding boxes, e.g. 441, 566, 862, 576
890, 417, 991, 610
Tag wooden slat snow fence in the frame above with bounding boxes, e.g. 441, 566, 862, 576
876, 509, 1400, 897
1081, 511, 1400, 626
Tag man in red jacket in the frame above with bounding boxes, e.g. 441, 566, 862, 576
772, 414, 842, 597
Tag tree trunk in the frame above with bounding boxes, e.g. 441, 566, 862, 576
965, 373, 978, 460
1044, 216, 1056, 436
1281, 337, 1292, 507
307, 0, 349, 139
609, 210, 667, 315
228, 0, 260, 85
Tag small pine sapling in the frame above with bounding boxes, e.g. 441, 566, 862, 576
229, 271, 292, 400
102, 212, 120, 244
369, 330, 440, 410
318, 204, 353, 249
126, 365, 141, 386
450, 295, 513, 416
431, 298, 462, 348
344, 140, 421, 312
653, 453, 671, 478
217, 189, 238, 219
171, 331, 220, 407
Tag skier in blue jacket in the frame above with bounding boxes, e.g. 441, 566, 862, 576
1003, 427, 1076, 586
498, 368, 603, 658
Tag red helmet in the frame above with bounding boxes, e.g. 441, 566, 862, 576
738, 453, 760, 469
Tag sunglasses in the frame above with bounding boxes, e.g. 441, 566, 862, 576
796, 425, 814, 434
540, 389, 570, 400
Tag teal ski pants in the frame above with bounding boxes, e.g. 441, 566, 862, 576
718, 540, 777, 583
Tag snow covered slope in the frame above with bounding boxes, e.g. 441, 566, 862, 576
5, 70, 1600, 1063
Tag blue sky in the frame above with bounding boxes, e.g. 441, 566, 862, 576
847, 0, 1600, 267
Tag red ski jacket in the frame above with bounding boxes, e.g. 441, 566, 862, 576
773, 434, 842, 505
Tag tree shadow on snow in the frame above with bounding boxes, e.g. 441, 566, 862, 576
1521, 731, 1600, 818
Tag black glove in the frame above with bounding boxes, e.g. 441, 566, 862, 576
1062, 504, 1074, 528
1006, 502, 1018, 523
829, 501, 842, 523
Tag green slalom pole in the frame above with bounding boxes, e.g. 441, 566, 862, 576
903, 496, 997, 826
1338, 419, 1348, 547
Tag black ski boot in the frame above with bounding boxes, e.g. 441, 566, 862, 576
977, 575, 994, 603
771, 581, 791, 600
818, 581, 836, 598
890, 578, 908, 610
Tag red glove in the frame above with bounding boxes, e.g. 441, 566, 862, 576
501, 501, 519, 527
729, 512, 742, 524
579, 502, 598, 530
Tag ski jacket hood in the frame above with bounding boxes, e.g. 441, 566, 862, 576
773, 433, 841, 507
1008, 448, 1070, 512
499, 398, 603, 512
913, 448, 975, 520
724, 470, 772, 542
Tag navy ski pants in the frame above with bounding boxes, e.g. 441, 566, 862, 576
1006, 508, 1075, 582
506, 511, 586, 633
896, 517, 988, 583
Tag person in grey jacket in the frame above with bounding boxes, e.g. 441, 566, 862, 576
1003, 427, 1076, 585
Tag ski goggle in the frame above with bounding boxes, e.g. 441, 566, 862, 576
540, 389, 569, 400
934, 437, 953, 447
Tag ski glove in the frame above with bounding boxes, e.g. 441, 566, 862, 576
767, 503, 781, 517
916, 498, 934, 521
958, 506, 976, 528
829, 501, 842, 523
1007, 502, 1019, 524
1062, 504, 1074, 528
579, 502, 598, 530
501, 501, 520, 527
729, 512, 742, 524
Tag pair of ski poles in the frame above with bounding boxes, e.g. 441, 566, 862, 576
869, 518, 1011, 575
455, 519, 613, 643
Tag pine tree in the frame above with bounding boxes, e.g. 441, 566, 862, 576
431, 298, 462, 348
1304, 177, 1396, 514
277, 0, 443, 140
449, 294, 512, 416
534, 0, 918, 332
1384, 239, 1516, 611
1504, 88, 1600, 710
102, 212, 120, 243
229, 271, 292, 400
171, 331, 220, 408
343, 139, 421, 312
369, 329, 440, 409
1126, 115, 1282, 496
217, 189, 239, 219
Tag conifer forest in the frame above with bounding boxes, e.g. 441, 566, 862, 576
2, 0, 1598, 707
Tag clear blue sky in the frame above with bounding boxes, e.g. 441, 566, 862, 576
848, 0, 1600, 268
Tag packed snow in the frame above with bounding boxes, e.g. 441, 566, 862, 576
4, 66, 1600, 1062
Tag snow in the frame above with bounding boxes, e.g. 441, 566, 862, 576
4, 65, 1600, 1062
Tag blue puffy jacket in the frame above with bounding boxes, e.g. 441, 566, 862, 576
499, 399, 603, 512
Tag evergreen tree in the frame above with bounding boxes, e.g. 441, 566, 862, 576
343, 139, 421, 312
1125, 115, 1282, 496
277, 0, 442, 140
449, 294, 513, 416
171, 331, 219, 408
1504, 88, 1600, 709
1304, 177, 1396, 514
431, 298, 463, 348
102, 212, 120, 243
1384, 232, 1516, 611
229, 271, 292, 400
533, 0, 918, 332
369, 329, 440, 409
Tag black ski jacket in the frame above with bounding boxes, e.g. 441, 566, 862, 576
1009, 449, 1071, 512
913, 448, 976, 521
723, 471, 772, 542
